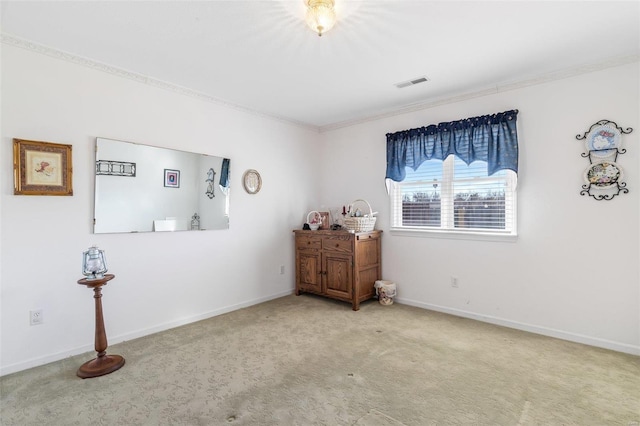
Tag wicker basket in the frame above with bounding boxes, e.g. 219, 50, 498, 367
343, 199, 377, 232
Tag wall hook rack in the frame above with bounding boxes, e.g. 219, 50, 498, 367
576, 120, 633, 201
580, 179, 628, 200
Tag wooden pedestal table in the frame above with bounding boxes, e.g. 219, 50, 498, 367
76, 273, 125, 379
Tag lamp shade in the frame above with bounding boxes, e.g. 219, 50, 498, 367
82, 245, 108, 280
305, 0, 336, 36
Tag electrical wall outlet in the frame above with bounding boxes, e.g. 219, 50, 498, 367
450, 276, 459, 288
30, 309, 44, 326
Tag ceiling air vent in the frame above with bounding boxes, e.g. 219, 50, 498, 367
395, 76, 430, 89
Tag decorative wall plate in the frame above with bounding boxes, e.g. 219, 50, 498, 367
583, 161, 623, 189
585, 124, 622, 157
242, 169, 262, 194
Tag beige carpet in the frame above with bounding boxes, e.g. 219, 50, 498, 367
1, 294, 639, 425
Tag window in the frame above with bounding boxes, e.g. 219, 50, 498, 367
390, 155, 517, 238
385, 109, 519, 240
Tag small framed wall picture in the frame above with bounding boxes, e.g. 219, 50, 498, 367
164, 169, 180, 188
13, 138, 73, 196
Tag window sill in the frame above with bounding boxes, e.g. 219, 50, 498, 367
389, 227, 518, 243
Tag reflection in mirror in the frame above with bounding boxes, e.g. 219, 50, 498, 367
94, 137, 230, 233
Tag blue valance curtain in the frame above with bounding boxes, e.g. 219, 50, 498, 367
385, 109, 519, 182
219, 158, 230, 195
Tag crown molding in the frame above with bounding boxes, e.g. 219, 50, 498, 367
3, 33, 637, 135
319, 54, 640, 133
0, 33, 321, 133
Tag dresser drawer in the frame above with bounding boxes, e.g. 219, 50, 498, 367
322, 235, 352, 253
296, 236, 321, 250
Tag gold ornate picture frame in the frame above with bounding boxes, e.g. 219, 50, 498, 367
13, 138, 73, 196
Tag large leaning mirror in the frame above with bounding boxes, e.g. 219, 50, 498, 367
94, 137, 230, 233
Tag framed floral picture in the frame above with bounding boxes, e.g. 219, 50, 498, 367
13, 138, 73, 196
164, 169, 180, 188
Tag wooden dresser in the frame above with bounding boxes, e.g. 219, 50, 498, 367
293, 229, 382, 310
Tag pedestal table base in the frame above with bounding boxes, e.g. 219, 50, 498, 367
77, 274, 125, 379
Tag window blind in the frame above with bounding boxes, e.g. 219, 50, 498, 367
391, 156, 516, 234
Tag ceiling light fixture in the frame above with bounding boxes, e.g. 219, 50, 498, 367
304, 0, 336, 37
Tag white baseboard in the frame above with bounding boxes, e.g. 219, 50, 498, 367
0, 290, 293, 377
4, 291, 635, 376
396, 297, 640, 356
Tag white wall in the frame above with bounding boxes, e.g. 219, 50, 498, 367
319, 62, 640, 355
0, 45, 322, 375
2, 43, 638, 377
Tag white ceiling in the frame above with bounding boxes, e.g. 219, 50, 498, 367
2, 1, 639, 130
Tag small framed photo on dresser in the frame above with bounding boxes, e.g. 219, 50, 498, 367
319, 212, 330, 230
